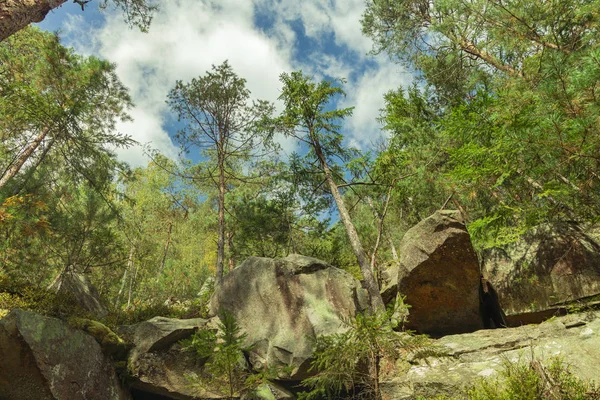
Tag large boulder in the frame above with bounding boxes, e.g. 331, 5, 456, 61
0, 309, 129, 400
482, 223, 600, 325
397, 210, 483, 336
381, 311, 600, 399
120, 316, 210, 399
48, 270, 108, 318
209, 254, 368, 380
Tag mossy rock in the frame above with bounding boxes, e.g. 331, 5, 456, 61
68, 317, 131, 360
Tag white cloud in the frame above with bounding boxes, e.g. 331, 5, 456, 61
55, 0, 412, 166
341, 60, 413, 149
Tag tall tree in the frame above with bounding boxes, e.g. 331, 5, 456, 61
167, 61, 274, 285
275, 71, 385, 312
0, 27, 133, 195
363, 0, 600, 246
0, 0, 156, 43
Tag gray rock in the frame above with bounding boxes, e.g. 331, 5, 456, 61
0, 309, 129, 400
381, 311, 600, 399
243, 383, 296, 400
48, 270, 108, 318
209, 254, 368, 380
483, 223, 600, 324
398, 210, 483, 336
122, 316, 207, 356
122, 316, 209, 398
380, 262, 400, 305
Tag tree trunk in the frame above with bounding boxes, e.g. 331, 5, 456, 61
0, 0, 68, 42
387, 233, 399, 261
366, 194, 397, 264
0, 126, 50, 190
115, 245, 134, 309
158, 220, 173, 275
216, 149, 226, 285
12, 136, 55, 196
227, 231, 235, 272
127, 256, 139, 309
312, 137, 385, 312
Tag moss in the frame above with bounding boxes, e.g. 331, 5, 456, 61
68, 317, 131, 360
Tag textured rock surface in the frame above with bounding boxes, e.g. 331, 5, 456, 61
48, 270, 108, 318
209, 254, 368, 380
380, 311, 600, 399
398, 210, 483, 336
380, 262, 400, 305
121, 316, 209, 399
0, 309, 129, 400
483, 223, 600, 323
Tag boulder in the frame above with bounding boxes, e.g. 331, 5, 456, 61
243, 383, 296, 400
380, 262, 399, 305
0, 309, 129, 400
120, 316, 207, 359
209, 254, 368, 380
121, 316, 210, 399
380, 311, 600, 399
48, 270, 108, 318
482, 223, 600, 325
397, 210, 483, 336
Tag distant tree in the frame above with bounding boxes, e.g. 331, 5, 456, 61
274, 71, 385, 312
0, 0, 157, 43
167, 61, 274, 286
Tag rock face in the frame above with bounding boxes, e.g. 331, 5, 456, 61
120, 316, 209, 399
397, 210, 483, 336
48, 270, 108, 318
0, 309, 129, 400
482, 223, 600, 324
381, 311, 600, 399
209, 254, 368, 380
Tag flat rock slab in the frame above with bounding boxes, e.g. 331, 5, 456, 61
381, 312, 600, 399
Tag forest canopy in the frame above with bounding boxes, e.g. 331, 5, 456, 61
1, 0, 599, 312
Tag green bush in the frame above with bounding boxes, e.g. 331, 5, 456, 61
427, 357, 600, 400
299, 299, 433, 400
181, 310, 252, 400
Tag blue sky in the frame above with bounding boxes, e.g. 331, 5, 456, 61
36, 0, 412, 167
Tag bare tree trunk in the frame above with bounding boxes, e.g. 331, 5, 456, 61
312, 137, 384, 312
0, 0, 68, 42
386, 233, 399, 261
216, 149, 226, 285
0, 126, 50, 190
366, 189, 396, 266
115, 245, 134, 309
127, 257, 139, 309
12, 136, 55, 196
158, 221, 173, 275
227, 231, 235, 272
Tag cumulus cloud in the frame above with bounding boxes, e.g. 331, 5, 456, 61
55, 0, 412, 166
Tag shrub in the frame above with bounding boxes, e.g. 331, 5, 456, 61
181, 310, 251, 400
299, 299, 433, 400
428, 356, 600, 400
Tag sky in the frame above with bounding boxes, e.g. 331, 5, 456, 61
37, 0, 412, 168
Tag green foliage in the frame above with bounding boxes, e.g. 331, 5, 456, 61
299, 301, 431, 400
364, 0, 600, 248
429, 357, 599, 400
167, 61, 275, 283
181, 310, 251, 399
0, 285, 89, 319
